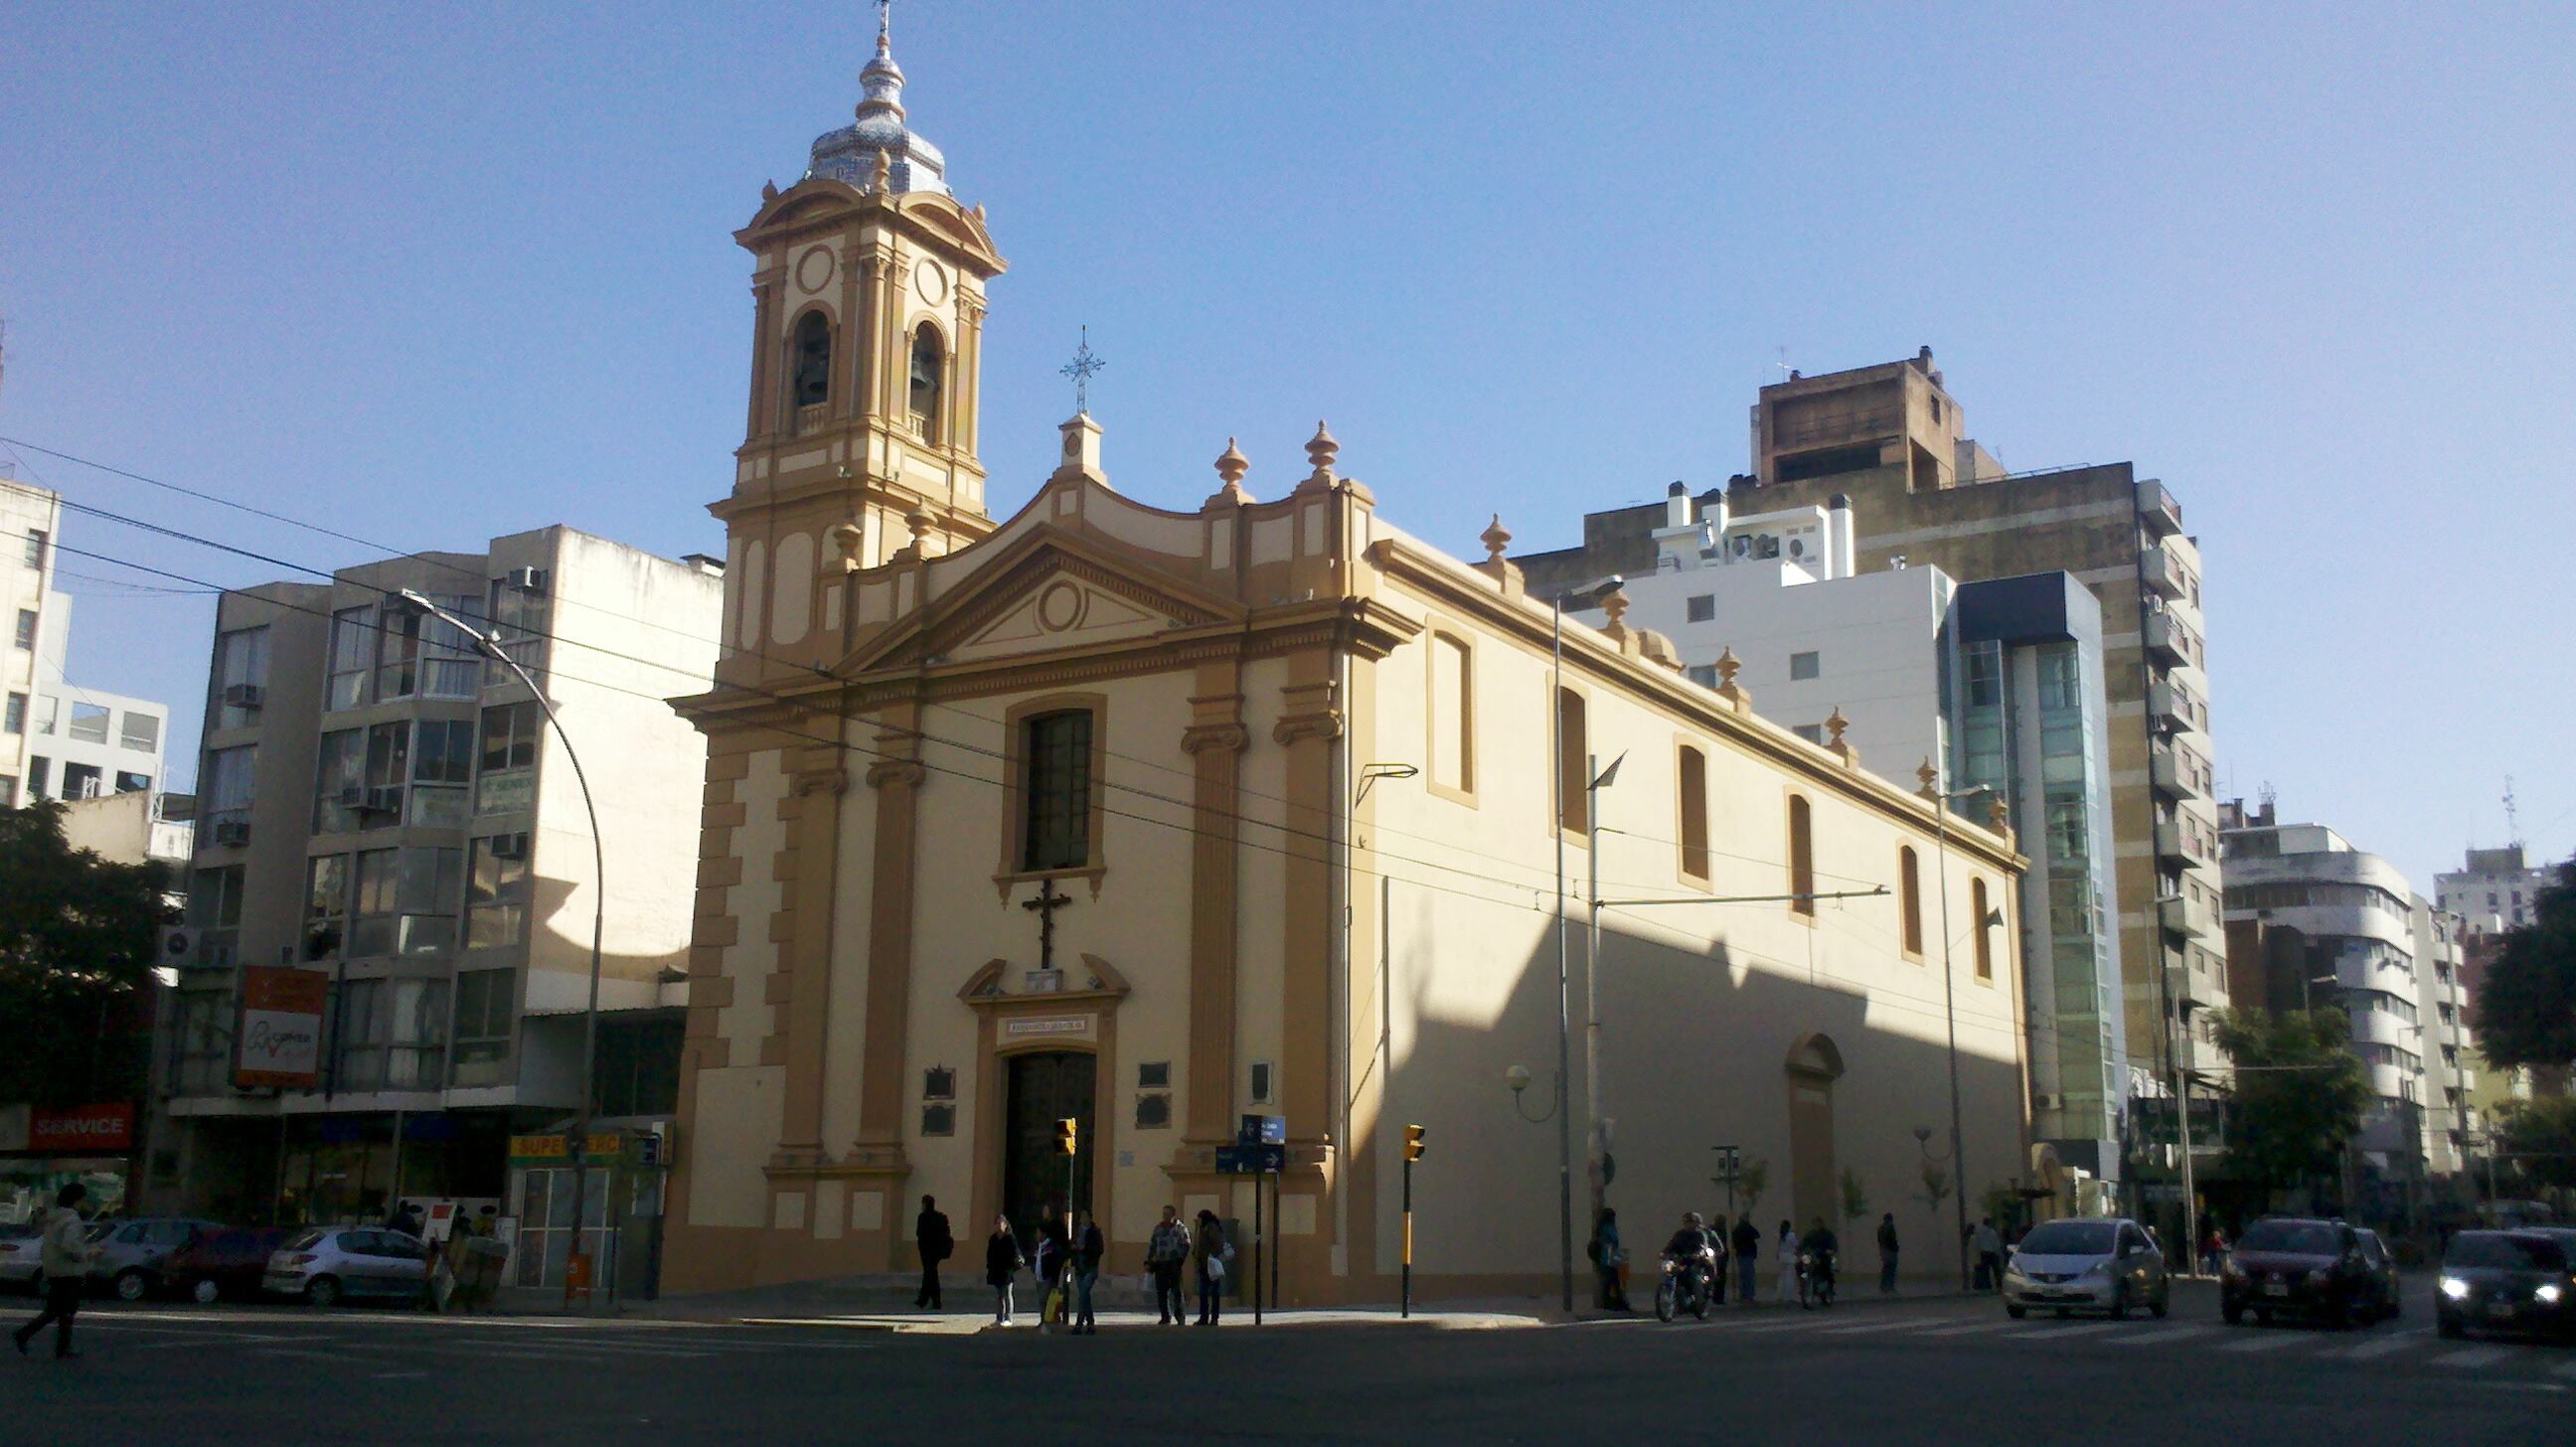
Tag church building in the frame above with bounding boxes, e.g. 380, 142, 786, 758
660, 23, 2036, 1303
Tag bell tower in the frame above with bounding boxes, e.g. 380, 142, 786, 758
715, 5, 1007, 668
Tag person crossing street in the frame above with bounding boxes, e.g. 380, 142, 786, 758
12, 1184, 98, 1361
1147, 1206, 1192, 1325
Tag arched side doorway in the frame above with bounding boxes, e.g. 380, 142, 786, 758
1784, 1034, 1846, 1234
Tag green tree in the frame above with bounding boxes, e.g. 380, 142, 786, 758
1736, 1157, 1769, 1221
2493, 1096, 2576, 1196
2206, 1006, 2372, 1191
2473, 859, 2576, 1070
1839, 1167, 1870, 1225
0, 802, 172, 1105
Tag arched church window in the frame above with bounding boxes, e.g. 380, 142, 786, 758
909, 323, 946, 443
791, 312, 833, 410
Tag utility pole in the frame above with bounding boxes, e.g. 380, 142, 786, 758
1401, 1124, 1425, 1318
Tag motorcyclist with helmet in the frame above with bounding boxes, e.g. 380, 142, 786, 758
1798, 1216, 1842, 1304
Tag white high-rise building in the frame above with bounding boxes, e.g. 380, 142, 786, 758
2435, 845, 2550, 937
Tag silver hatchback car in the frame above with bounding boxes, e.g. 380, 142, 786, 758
262, 1227, 431, 1307
2003, 1217, 2172, 1320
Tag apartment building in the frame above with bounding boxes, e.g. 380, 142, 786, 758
2218, 800, 2433, 1213
1518, 352, 2228, 1202
2436, 844, 2551, 938
1565, 486, 2130, 1199
2, 473, 63, 808
151, 528, 721, 1282
2409, 896, 2477, 1180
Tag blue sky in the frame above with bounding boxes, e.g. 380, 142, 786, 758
3, 2, 2570, 888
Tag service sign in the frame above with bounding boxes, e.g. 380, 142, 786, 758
30, 1102, 136, 1152
236, 966, 331, 1089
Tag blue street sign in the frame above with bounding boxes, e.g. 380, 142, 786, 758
1238, 1114, 1286, 1146
1215, 1144, 1287, 1175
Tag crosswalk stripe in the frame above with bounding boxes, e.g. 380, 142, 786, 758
2012, 1322, 2117, 1340
2433, 1346, 2515, 1369
1815, 1319, 1923, 1336
2217, 1332, 2300, 1354
2553, 1363, 2576, 1382
1912, 1319, 2016, 1338
2105, 1324, 2216, 1347
2333, 1335, 2413, 1361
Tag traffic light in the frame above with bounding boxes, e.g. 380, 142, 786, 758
1056, 1117, 1079, 1156
1404, 1123, 1427, 1163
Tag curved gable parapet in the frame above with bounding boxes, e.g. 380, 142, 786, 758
733, 181, 1007, 276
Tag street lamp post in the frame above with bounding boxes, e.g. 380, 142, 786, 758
2149, 891, 2201, 1279
1583, 748, 1624, 1279
1548, 576, 1620, 1316
1931, 785, 1997, 1292
399, 588, 607, 1311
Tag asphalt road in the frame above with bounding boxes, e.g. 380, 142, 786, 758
6, 1280, 2568, 1445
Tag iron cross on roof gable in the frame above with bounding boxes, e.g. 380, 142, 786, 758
1024, 881, 1075, 973
1059, 325, 1105, 413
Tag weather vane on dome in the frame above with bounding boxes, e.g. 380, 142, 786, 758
876, 0, 892, 46
1060, 325, 1105, 414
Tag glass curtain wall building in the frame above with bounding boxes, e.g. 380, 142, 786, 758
1951, 575, 2128, 1195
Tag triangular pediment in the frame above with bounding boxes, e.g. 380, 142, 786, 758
836, 526, 1244, 678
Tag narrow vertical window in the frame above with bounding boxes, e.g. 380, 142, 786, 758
791, 311, 833, 409
1428, 633, 1472, 795
1556, 688, 1587, 833
1678, 745, 1708, 880
1972, 878, 1995, 981
909, 324, 946, 443
1899, 846, 1924, 956
1022, 710, 1093, 872
1787, 794, 1815, 916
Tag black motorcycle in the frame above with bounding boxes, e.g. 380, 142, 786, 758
1656, 1247, 1716, 1322
1797, 1246, 1839, 1309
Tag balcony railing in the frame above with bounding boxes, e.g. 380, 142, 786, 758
2140, 546, 2185, 599
2144, 612, 2198, 667
2138, 480, 2183, 539
2151, 742, 2205, 800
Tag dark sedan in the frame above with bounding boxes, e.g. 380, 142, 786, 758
162, 1226, 301, 1305
2438, 1230, 2576, 1342
2219, 1217, 2395, 1328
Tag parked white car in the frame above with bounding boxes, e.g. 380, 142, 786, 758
262, 1227, 432, 1307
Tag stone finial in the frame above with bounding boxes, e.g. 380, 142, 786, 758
1472, 513, 1525, 594
1481, 514, 1512, 565
888, 505, 934, 561
1712, 646, 1750, 712
1917, 757, 1941, 801
871, 149, 893, 194
762, 179, 780, 203
1601, 585, 1633, 629
1205, 437, 1255, 509
829, 520, 866, 571
973, 202, 988, 224
1826, 708, 1850, 747
1988, 793, 2012, 833
1305, 420, 1340, 479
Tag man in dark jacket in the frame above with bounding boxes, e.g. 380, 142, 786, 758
1876, 1212, 1900, 1294
1730, 1216, 1763, 1304
914, 1195, 952, 1310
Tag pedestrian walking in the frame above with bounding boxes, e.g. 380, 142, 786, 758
1773, 1219, 1797, 1304
1194, 1209, 1230, 1326
1072, 1212, 1105, 1334
914, 1194, 953, 1310
1876, 1211, 1901, 1294
1147, 1206, 1192, 1325
1973, 1217, 2004, 1292
2197, 1223, 2226, 1277
1730, 1215, 1761, 1304
12, 1183, 99, 1360
1589, 1208, 1632, 1311
985, 1213, 1025, 1326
